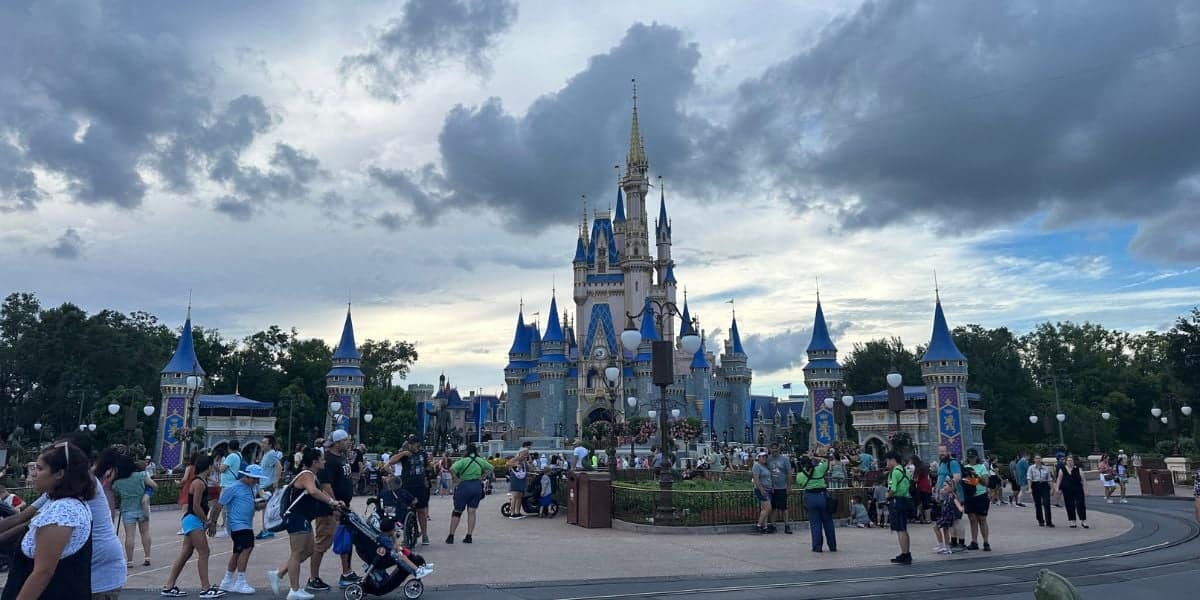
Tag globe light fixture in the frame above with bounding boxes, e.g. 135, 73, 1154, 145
841, 395, 855, 407
1151, 407, 1162, 418
1056, 413, 1066, 423
363, 412, 374, 423
1182, 406, 1193, 417
185, 375, 202, 392
87, 423, 97, 432
605, 366, 620, 384
626, 396, 638, 409
143, 404, 155, 417
886, 372, 903, 388
647, 410, 657, 419
107, 403, 120, 415
671, 408, 681, 419
330, 401, 342, 414
34, 422, 42, 431
1160, 416, 1169, 424
1101, 411, 1111, 420
680, 330, 702, 357
824, 397, 835, 409
620, 317, 642, 352
1029, 415, 1039, 424
79, 424, 86, 431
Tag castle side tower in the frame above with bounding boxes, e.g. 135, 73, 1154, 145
920, 294, 973, 462
537, 295, 569, 436
504, 306, 533, 437
717, 311, 751, 441
803, 297, 842, 449
157, 307, 206, 472
326, 306, 364, 438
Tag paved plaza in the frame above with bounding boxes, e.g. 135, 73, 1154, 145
97, 484, 1134, 596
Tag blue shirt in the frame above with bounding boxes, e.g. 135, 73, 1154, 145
218, 481, 257, 533
936, 459, 964, 501
859, 453, 875, 472
220, 453, 243, 488
259, 450, 282, 486
1016, 457, 1030, 485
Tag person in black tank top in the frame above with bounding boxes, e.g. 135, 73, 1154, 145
268, 448, 345, 598
163, 454, 226, 598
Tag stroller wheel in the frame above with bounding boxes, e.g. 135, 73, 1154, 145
500, 502, 512, 517
343, 583, 364, 600
548, 503, 560, 517
403, 578, 424, 599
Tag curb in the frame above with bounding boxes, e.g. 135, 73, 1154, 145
611, 519, 758, 535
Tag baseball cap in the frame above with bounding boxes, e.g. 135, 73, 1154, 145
757, 451, 768, 457
238, 464, 269, 479
405, 434, 419, 444
329, 429, 350, 443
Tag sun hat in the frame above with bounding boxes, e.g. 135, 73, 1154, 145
238, 464, 270, 479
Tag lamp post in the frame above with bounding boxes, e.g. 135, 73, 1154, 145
840, 395, 855, 442
886, 371, 904, 433
1045, 369, 1069, 448
362, 412, 374, 447
184, 373, 204, 458
621, 298, 701, 524
626, 396, 638, 462
604, 364, 622, 479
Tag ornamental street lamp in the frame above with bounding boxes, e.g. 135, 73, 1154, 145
886, 370, 904, 433
1029, 415, 1039, 424
603, 364, 622, 478
621, 298, 700, 524
840, 395, 855, 441
626, 396, 638, 461
362, 411, 374, 446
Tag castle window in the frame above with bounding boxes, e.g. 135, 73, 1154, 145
941, 361, 947, 367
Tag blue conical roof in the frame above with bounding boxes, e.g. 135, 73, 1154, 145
656, 187, 670, 238
729, 315, 745, 355
806, 300, 837, 353
678, 298, 691, 339
614, 187, 626, 222
509, 310, 529, 354
542, 296, 565, 343
332, 309, 360, 360
921, 299, 967, 362
162, 311, 206, 375
574, 236, 586, 262
691, 338, 710, 369
639, 296, 659, 341
664, 263, 677, 285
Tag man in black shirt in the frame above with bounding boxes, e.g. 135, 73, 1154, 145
386, 435, 432, 545
309, 430, 360, 591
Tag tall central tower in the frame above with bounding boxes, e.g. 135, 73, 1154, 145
620, 82, 655, 324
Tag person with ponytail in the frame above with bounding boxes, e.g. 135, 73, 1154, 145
161, 454, 225, 598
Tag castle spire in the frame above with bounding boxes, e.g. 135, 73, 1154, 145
332, 305, 360, 360
162, 308, 205, 375
921, 295, 966, 362
807, 296, 837, 354
542, 294, 564, 343
626, 79, 647, 170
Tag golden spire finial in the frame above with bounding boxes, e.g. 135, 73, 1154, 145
627, 78, 647, 168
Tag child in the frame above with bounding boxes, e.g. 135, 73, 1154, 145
538, 469, 555, 517
847, 495, 871, 528
207, 465, 270, 594
935, 480, 964, 555
377, 515, 434, 579
0, 485, 24, 511
872, 481, 889, 527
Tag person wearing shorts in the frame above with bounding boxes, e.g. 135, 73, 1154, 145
267, 448, 345, 600
388, 435, 434, 544
506, 447, 532, 520
751, 452, 773, 534
886, 451, 913, 564
208, 465, 270, 594
767, 444, 793, 534
964, 449, 992, 551
445, 444, 493, 544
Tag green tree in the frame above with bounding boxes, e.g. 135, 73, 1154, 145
360, 340, 418, 389
360, 387, 417, 452
841, 337, 921, 394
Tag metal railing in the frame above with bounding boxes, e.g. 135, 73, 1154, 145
612, 484, 868, 527
8, 476, 185, 507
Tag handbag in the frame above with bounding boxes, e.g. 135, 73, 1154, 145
332, 524, 353, 556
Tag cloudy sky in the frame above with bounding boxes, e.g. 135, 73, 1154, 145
3, 0, 1199, 397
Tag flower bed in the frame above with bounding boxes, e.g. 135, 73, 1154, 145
612, 483, 869, 527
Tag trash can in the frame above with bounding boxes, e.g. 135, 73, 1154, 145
576, 472, 612, 529
1147, 470, 1175, 496
566, 471, 581, 525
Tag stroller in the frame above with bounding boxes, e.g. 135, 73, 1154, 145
499, 469, 561, 517
339, 510, 430, 600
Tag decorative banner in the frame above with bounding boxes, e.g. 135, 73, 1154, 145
332, 395, 352, 434
937, 386, 963, 459
159, 395, 186, 471
813, 388, 835, 446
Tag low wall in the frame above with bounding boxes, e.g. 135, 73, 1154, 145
613, 484, 869, 527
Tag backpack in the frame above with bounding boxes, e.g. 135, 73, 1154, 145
264, 470, 311, 533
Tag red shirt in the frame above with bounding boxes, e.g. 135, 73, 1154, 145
915, 471, 932, 493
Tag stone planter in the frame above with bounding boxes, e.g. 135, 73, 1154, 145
1164, 456, 1190, 479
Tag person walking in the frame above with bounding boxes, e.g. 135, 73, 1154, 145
1, 442, 96, 599
767, 444, 794, 534
163, 454, 225, 598
1028, 454, 1055, 527
266, 448, 346, 600
112, 455, 158, 567
1013, 452, 1029, 507
1113, 454, 1129, 503
912, 456, 932, 524
751, 451, 773, 534
1099, 455, 1116, 503
208, 464, 271, 594
795, 450, 836, 551
1056, 455, 1088, 529
962, 448, 992, 551
257, 435, 283, 539
445, 444, 493, 544
316, 430, 360, 589
885, 450, 913, 564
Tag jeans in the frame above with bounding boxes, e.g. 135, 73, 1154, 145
1031, 481, 1053, 525
805, 491, 837, 551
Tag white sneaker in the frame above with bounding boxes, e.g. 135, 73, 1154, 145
231, 579, 255, 594
1106, 499, 1114, 504
218, 574, 235, 591
415, 565, 434, 579
1120, 499, 1128, 504
267, 570, 282, 595
286, 589, 315, 600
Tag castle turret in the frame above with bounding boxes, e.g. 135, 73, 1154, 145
157, 307, 206, 472
803, 296, 842, 448
537, 295, 569, 436
620, 82, 654, 320
326, 305, 365, 438
505, 305, 534, 435
716, 311, 751, 440
921, 294, 976, 460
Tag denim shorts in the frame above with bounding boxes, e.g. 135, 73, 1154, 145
121, 508, 147, 524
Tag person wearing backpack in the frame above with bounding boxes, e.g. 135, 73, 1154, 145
885, 450, 913, 564
266, 448, 346, 600
963, 448, 992, 551
935, 445, 967, 552
445, 443, 494, 544
794, 448, 836, 552
215, 441, 244, 535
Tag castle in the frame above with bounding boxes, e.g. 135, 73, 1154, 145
503, 90, 753, 440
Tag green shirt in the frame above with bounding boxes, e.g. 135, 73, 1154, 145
450, 456, 493, 481
112, 471, 148, 512
968, 463, 988, 497
794, 460, 829, 490
888, 466, 911, 498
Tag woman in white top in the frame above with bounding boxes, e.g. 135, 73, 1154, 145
1, 442, 96, 599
